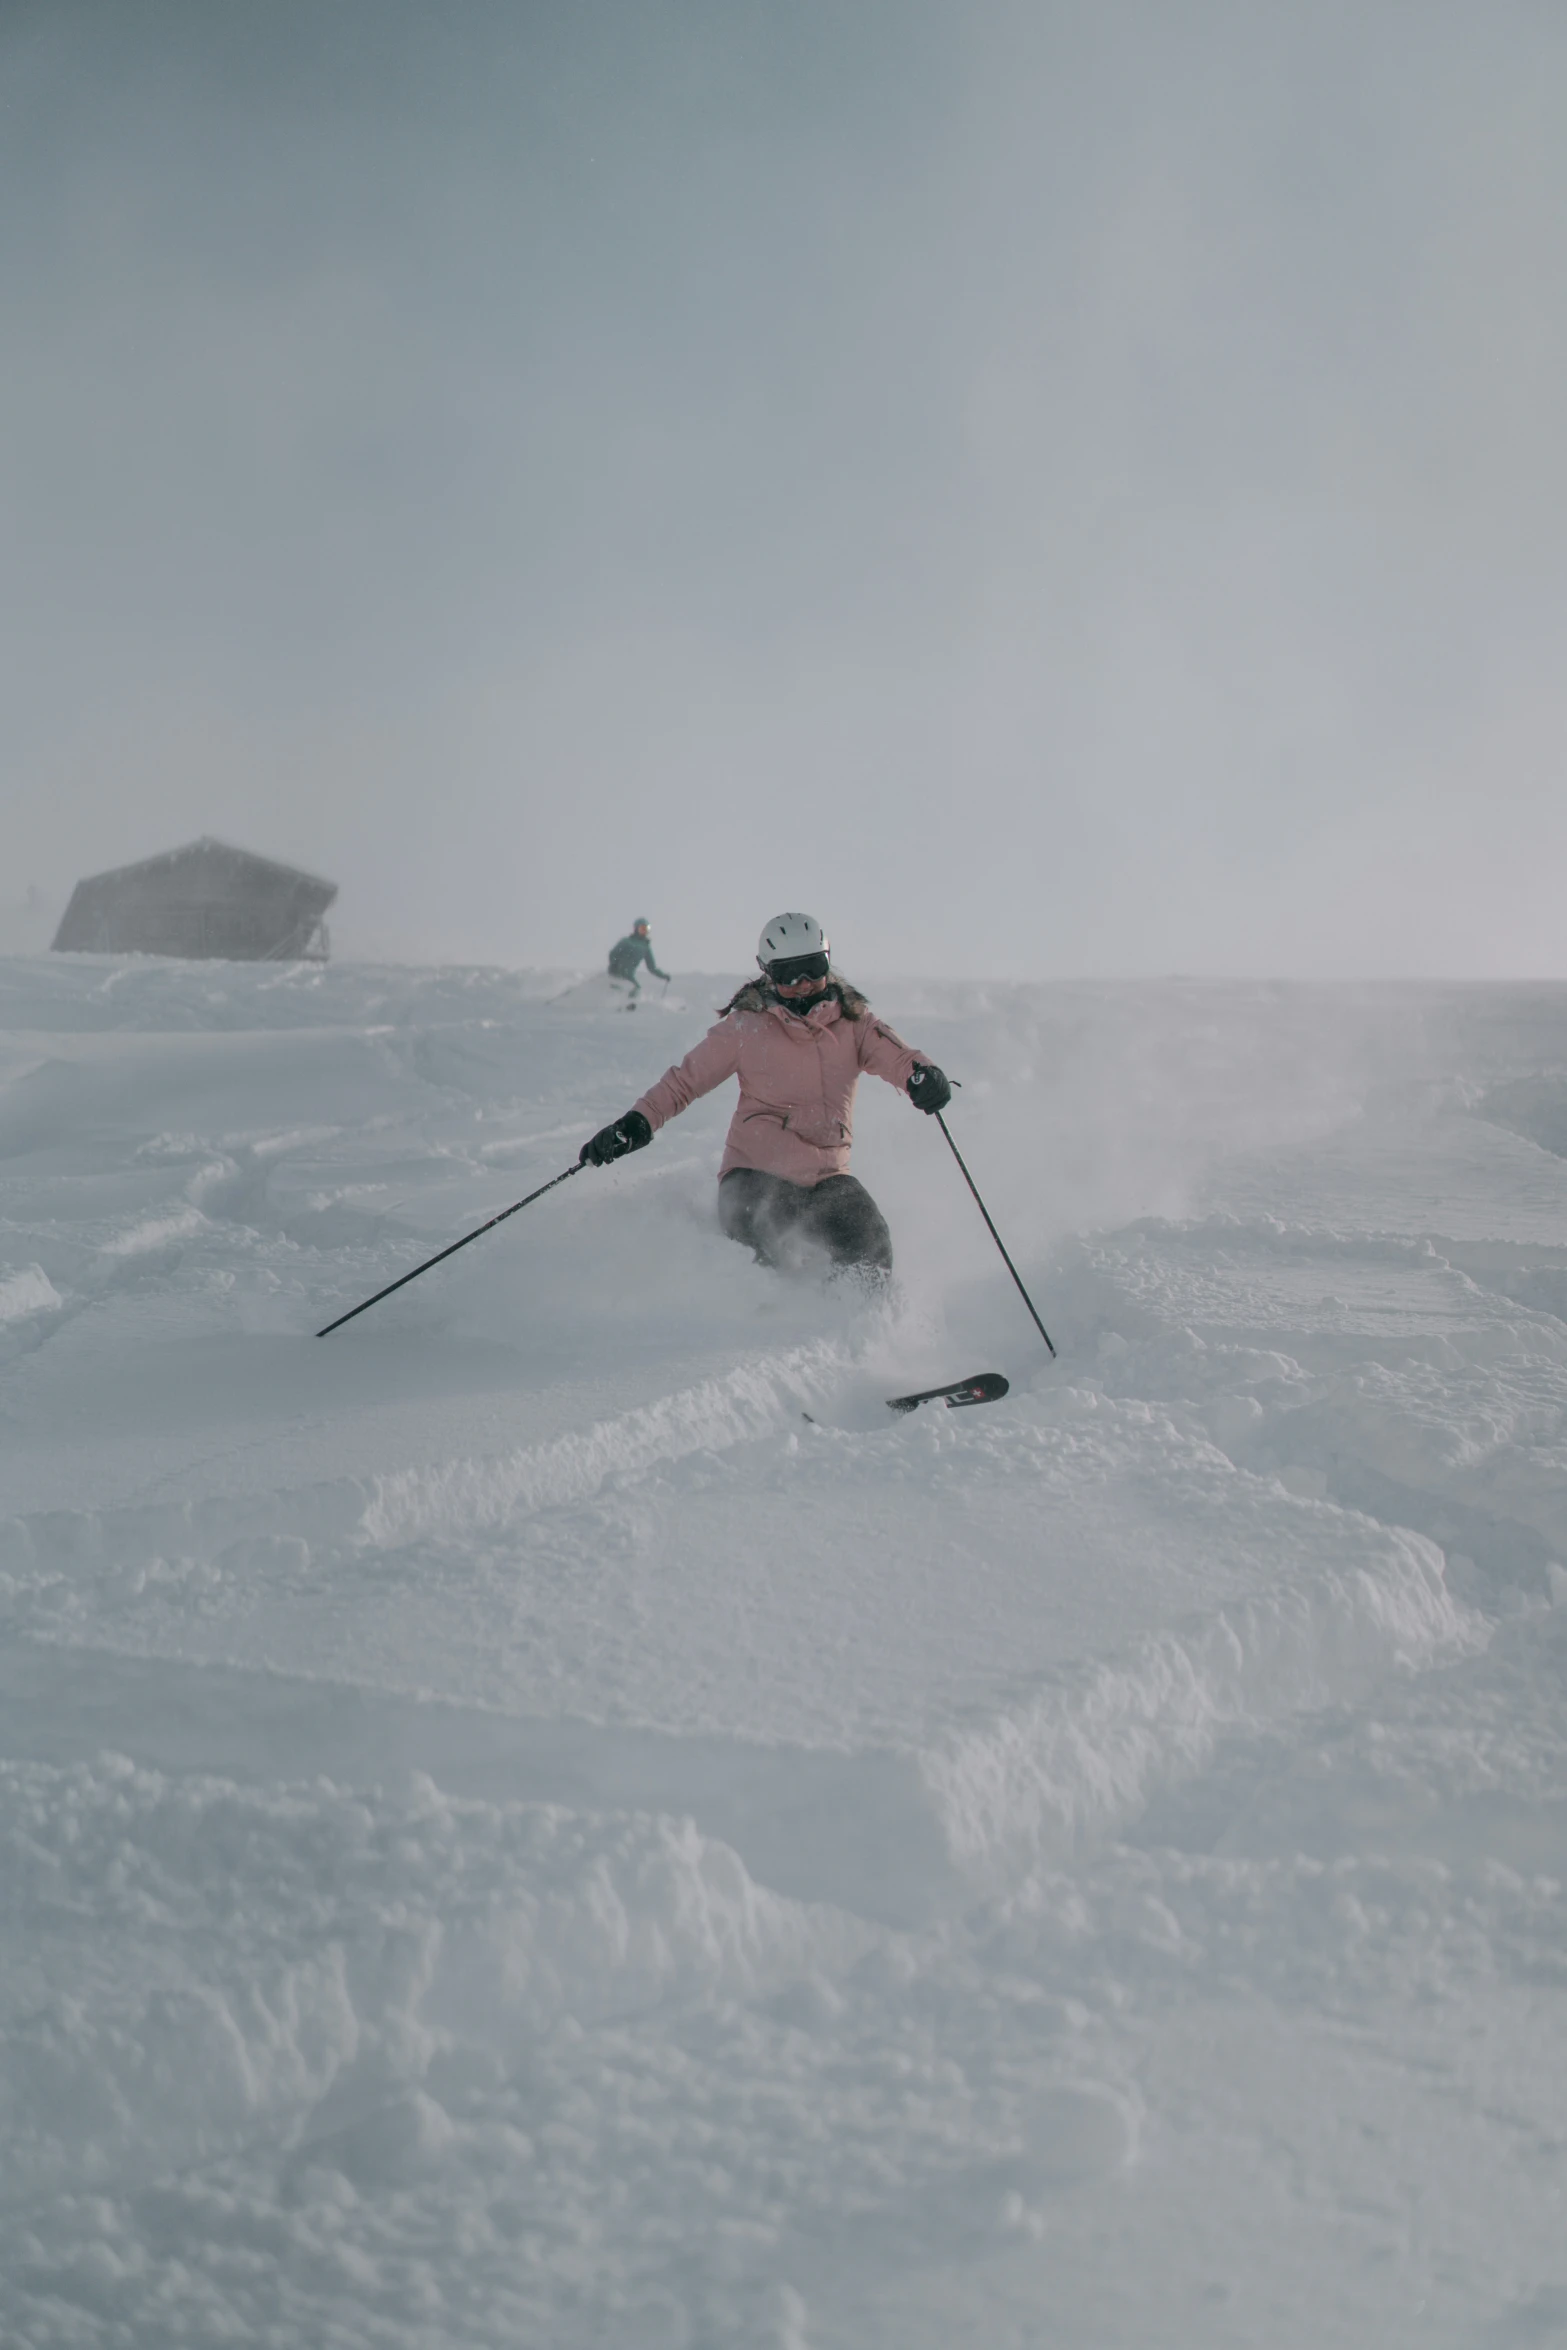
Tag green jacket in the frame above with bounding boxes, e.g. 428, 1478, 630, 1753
608, 931, 669, 983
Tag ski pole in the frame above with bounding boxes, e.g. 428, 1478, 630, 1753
316, 1161, 584, 1337
934, 1110, 1056, 1357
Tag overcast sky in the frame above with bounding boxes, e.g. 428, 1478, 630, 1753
3, 0, 1565, 975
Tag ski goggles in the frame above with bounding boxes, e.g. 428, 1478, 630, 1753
767, 951, 831, 988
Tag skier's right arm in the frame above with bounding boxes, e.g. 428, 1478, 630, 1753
631, 1017, 745, 1132
578, 1018, 744, 1166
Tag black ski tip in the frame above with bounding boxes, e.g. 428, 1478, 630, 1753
887, 1371, 1009, 1414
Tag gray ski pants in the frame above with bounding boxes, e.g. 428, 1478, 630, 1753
718, 1169, 893, 1274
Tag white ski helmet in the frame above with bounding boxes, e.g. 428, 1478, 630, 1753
756, 911, 828, 970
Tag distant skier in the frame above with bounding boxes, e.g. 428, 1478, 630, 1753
606, 918, 670, 1005
578, 912, 951, 1276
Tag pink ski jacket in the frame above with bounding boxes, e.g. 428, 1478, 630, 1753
633, 982, 933, 1187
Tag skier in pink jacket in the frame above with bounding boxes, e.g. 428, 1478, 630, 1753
578, 912, 952, 1275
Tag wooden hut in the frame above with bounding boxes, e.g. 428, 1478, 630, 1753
52, 839, 337, 962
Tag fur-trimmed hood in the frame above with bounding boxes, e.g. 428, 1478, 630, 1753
716, 973, 869, 1019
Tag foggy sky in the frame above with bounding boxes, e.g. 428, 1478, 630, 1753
4, 0, 1566, 976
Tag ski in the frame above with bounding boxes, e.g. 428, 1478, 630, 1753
887, 1371, 1009, 1414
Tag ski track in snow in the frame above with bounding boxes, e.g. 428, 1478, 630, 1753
3, 957, 1567, 2346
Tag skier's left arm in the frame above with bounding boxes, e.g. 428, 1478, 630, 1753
854, 1016, 953, 1113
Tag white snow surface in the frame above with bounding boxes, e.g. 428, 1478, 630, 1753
4, 955, 1567, 2347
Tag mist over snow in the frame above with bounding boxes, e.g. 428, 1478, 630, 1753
3, 0, 1567, 973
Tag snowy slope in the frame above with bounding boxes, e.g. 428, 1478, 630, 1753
3, 957, 1567, 2347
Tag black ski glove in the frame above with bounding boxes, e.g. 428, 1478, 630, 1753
906, 1062, 952, 1115
580, 1109, 653, 1166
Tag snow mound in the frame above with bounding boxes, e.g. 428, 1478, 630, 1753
0, 1262, 60, 1322
921, 1514, 1470, 1880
